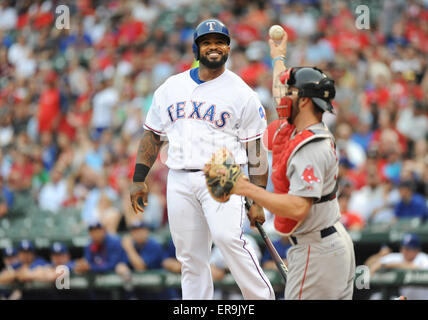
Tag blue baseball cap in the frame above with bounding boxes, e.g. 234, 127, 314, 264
401, 233, 421, 249
88, 221, 104, 230
129, 221, 151, 231
51, 242, 68, 254
18, 239, 35, 252
4, 247, 17, 257
192, 19, 230, 60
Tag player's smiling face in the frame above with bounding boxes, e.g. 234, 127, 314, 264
198, 33, 230, 69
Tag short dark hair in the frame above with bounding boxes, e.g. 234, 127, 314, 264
312, 101, 325, 116
398, 180, 415, 190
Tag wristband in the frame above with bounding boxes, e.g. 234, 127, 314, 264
272, 56, 286, 67
133, 164, 150, 182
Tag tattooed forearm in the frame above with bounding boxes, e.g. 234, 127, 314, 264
246, 139, 268, 188
272, 74, 283, 108
136, 130, 164, 168
272, 63, 287, 110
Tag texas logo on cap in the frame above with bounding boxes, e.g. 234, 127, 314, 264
301, 165, 320, 184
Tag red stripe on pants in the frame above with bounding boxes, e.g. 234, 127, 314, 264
299, 245, 311, 300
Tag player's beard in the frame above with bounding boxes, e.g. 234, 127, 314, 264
288, 98, 301, 125
199, 52, 228, 69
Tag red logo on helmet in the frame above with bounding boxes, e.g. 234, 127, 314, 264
301, 166, 320, 184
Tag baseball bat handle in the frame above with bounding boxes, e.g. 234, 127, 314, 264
245, 198, 288, 284
255, 221, 288, 285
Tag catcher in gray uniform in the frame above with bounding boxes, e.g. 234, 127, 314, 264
204, 31, 355, 299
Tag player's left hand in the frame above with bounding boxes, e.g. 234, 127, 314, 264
247, 202, 265, 227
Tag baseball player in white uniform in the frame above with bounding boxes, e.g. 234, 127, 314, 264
130, 19, 274, 300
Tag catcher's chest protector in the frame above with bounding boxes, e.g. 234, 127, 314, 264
271, 123, 316, 235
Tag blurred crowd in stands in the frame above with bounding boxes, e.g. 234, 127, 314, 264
0, 0, 427, 298
0, 221, 183, 299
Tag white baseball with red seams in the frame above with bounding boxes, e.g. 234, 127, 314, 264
269, 25, 285, 41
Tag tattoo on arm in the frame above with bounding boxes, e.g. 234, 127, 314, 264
246, 139, 269, 188
272, 71, 287, 110
272, 61, 288, 110
272, 74, 282, 108
136, 130, 164, 168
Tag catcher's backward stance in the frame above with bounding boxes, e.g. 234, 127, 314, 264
204, 31, 355, 300
130, 18, 274, 300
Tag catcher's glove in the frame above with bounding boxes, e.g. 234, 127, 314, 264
203, 148, 247, 202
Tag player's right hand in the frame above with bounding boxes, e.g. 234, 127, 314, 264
130, 181, 149, 214
247, 202, 266, 228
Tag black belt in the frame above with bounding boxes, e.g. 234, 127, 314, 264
290, 226, 337, 245
314, 182, 339, 204
182, 169, 201, 172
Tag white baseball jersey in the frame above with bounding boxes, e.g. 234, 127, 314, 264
144, 68, 267, 169
380, 252, 428, 300
380, 252, 428, 269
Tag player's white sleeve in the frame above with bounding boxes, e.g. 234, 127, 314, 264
143, 90, 166, 136
238, 92, 267, 142
414, 253, 428, 269
379, 253, 403, 265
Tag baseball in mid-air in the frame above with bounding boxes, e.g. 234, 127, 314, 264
269, 25, 285, 41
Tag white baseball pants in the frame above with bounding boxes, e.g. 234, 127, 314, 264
167, 169, 275, 300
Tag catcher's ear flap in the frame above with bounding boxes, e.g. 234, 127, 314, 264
262, 119, 286, 151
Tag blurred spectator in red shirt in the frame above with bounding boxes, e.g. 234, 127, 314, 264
117, 10, 146, 47
405, 12, 428, 54
370, 109, 408, 156
232, 22, 261, 47
339, 193, 365, 231
239, 41, 269, 88
37, 71, 61, 134
8, 149, 34, 192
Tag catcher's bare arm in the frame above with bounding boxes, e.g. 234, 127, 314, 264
235, 181, 312, 222
130, 130, 164, 213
